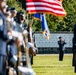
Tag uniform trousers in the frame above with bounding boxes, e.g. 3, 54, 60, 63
0, 55, 6, 75
59, 50, 64, 61
72, 52, 76, 72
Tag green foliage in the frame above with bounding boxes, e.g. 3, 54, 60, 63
33, 20, 41, 31
7, 0, 76, 32
7, 0, 19, 10
7, 0, 25, 12
16, 0, 26, 10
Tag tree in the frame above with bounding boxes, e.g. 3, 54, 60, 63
7, 0, 76, 32
16, 0, 26, 10
7, 0, 21, 11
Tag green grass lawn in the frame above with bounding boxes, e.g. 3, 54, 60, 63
32, 54, 76, 75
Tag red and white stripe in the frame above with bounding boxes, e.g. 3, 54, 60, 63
26, 0, 66, 16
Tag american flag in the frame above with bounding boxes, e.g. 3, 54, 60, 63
26, 0, 66, 16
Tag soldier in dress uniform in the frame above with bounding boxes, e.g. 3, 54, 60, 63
10, 7, 17, 31
72, 24, 76, 73
6, 7, 18, 69
0, 0, 14, 75
16, 11, 27, 66
6, 8, 12, 32
16, 11, 26, 32
58, 37, 66, 61
16, 11, 37, 65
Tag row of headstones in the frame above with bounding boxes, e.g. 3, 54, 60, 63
34, 33, 73, 48
35, 41, 72, 47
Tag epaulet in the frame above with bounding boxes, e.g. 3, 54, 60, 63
0, 17, 3, 26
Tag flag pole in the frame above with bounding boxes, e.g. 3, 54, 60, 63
20, 13, 36, 75
16, 0, 36, 74
25, 14, 31, 68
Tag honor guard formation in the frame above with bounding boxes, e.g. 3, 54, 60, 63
0, 0, 37, 75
